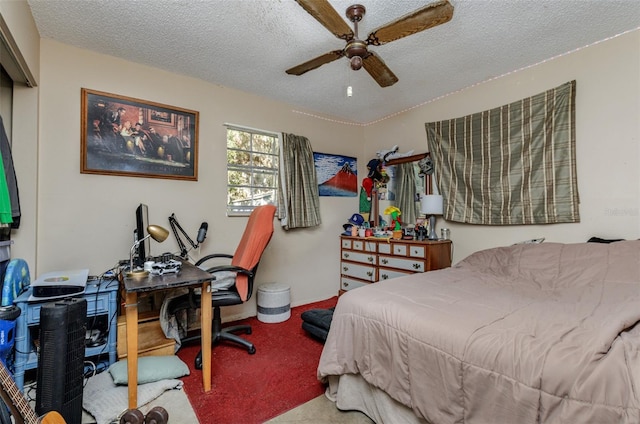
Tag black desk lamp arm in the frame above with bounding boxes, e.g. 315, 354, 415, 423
168, 213, 200, 259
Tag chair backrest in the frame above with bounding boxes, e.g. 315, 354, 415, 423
231, 204, 276, 301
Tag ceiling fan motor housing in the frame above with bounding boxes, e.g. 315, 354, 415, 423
345, 5, 367, 70
346, 38, 367, 70
345, 39, 367, 58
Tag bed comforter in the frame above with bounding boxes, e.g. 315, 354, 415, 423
318, 241, 640, 423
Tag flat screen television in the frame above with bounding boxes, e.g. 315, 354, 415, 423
135, 203, 149, 267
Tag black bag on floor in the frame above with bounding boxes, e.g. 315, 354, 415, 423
301, 307, 335, 343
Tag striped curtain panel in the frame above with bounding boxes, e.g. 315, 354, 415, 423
425, 81, 579, 225
277, 133, 322, 230
394, 162, 419, 225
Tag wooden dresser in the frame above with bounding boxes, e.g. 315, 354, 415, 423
339, 235, 452, 294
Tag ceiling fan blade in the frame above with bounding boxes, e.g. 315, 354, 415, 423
366, 0, 454, 46
286, 50, 345, 76
362, 52, 398, 87
295, 0, 354, 41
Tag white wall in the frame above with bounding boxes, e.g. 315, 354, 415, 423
363, 30, 640, 263
34, 40, 363, 319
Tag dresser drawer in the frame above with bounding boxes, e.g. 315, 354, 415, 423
378, 243, 391, 255
341, 261, 376, 281
351, 240, 377, 252
409, 245, 426, 258
393, 244, 408, 256
378, 267, 414, 281
378, 255, 425, 272
340, 277, 368, 291
341, 250, 376, 265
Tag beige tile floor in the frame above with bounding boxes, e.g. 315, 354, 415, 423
266, 394, 374, 424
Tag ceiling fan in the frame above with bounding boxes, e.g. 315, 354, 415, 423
286, 0, 454, 87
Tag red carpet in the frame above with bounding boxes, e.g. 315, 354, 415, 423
177, 297, 337, 424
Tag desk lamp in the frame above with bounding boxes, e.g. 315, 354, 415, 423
126, 224, 169, 278
421, 194, 443, 240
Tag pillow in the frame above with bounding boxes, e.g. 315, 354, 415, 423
108, 355, 190, 385
210, 270, 237, 290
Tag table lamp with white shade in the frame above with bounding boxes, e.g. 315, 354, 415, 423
421, 194, 443, 240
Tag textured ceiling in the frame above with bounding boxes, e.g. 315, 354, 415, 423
26, 0, 640, 124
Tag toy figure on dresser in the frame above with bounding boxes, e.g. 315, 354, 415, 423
383, 206, 402, 230
415, 224, 429, 241
384, 206, 403, 239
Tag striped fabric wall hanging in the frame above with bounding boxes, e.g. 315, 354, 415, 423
425, 80, 579, 225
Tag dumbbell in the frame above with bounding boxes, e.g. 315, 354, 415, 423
120, 409, 145, 424
120, 406, 168, 424
145, 406, 169, 424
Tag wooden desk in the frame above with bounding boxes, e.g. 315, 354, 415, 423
121, 260, 213, 408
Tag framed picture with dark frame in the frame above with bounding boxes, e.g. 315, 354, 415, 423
80, 88, 199, 181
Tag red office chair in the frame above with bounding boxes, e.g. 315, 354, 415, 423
169, 204, 276, 369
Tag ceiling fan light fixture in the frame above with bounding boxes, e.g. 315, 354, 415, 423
350, 55, 363, 70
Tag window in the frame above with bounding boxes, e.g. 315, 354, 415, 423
226, 124, 279, 216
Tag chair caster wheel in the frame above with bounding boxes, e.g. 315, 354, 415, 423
248, 346, 256, 354
194, 351, 202, 370
120, 408, 145, 424
145, 406, 169, 424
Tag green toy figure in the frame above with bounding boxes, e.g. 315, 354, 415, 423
384, 206, 402, 231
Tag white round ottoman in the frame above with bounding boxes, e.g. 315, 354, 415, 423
257, 282, 291, 323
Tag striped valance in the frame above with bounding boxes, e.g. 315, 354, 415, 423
425, 81, 579, 225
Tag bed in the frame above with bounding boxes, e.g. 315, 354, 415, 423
318, 241, 640, 423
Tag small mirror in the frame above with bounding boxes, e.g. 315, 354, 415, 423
377, 153, 430, 227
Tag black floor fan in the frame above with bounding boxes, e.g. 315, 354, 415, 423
36, 298, 87, 424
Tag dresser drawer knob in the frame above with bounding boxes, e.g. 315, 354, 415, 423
343, 266, 349, 272
381, 259, 388, 264
381, 274, 388, 279
344, 253, 349, 258
412, 263, 421, 269
367, 271, 373, 277
368, 257, 374, 262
